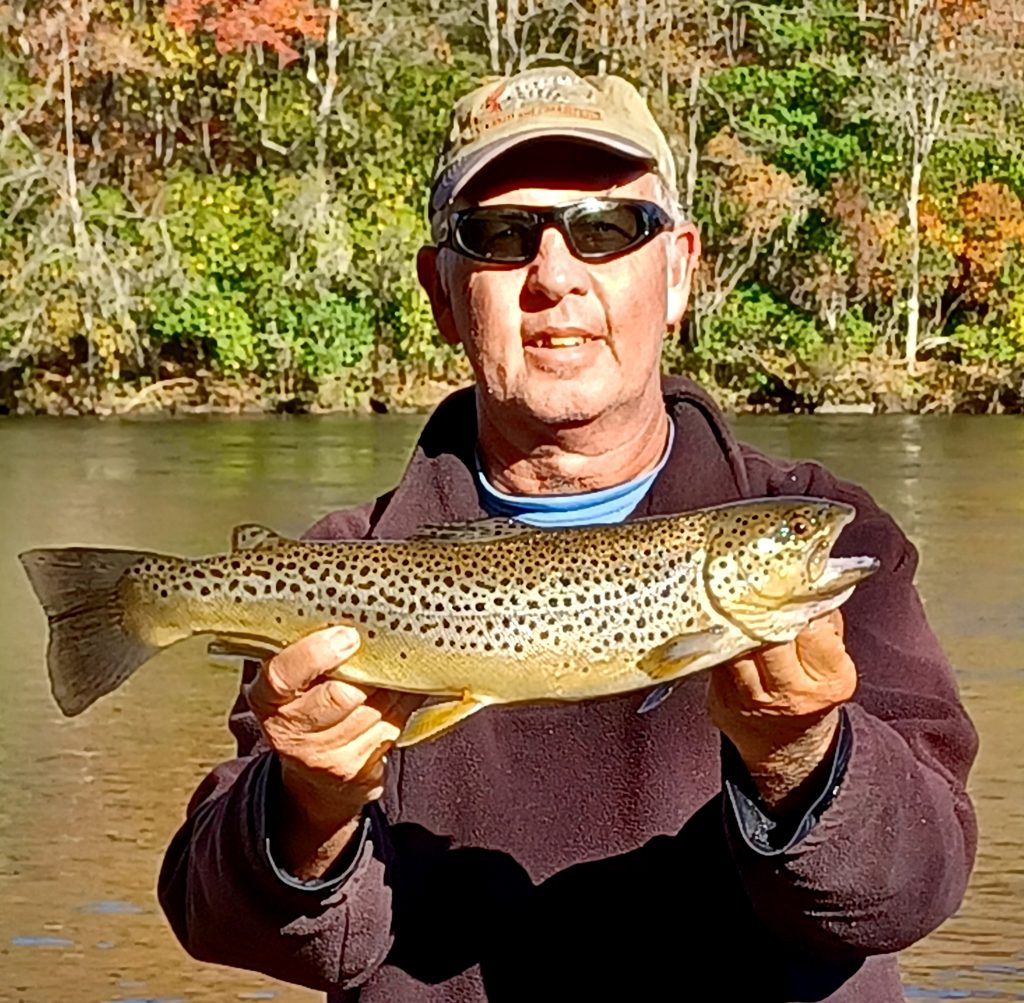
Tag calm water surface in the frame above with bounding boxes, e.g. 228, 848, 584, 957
0, 413, 1021, 1002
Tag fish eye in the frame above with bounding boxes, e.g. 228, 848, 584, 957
789, 517, 811, 537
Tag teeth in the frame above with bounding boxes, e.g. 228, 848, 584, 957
533, 335, 586, 348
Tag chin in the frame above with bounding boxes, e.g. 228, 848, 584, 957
518, 388, 618, 427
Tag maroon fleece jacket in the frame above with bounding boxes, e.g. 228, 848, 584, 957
158, 378, 978, 1002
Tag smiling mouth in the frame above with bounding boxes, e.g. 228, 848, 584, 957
524, 330, 598, 350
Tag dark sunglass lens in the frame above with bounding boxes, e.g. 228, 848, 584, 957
569, 202, 647, 256
456, 210, 535, 261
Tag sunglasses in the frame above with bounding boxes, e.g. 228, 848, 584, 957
434, 197, 673, 264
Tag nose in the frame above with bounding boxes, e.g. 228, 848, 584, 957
523, 224, 589, 303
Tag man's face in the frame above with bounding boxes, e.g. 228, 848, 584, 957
418, 143, 699, 430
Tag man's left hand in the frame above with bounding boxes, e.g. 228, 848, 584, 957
708, 610, 856, 810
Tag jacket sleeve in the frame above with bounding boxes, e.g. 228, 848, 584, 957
729, 451, 979, 958
156, 501, 402, 992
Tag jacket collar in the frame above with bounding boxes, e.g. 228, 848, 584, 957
370, 376, 750, 540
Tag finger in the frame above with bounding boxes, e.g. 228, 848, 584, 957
343, 716, 405, 767
827, 609, 845, 640
262, 677, 379, 735
350, 740, 394, 788
315, 686, 413, 743
747, 642, 807, 697
247, 626, 360, 712
277, 685, 419, 749
795, 622, 853, 683
714, 654, 769, 705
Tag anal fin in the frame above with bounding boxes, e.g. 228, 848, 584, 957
637, 627, 725, 681
395, 690, 488, 748
206, 638, 281, 667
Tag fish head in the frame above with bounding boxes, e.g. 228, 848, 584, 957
702, 497, 879, 643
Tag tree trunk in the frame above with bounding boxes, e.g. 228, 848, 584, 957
59, 3, 95, 360
684, 61, 701, 217
906, 152, 922, 371
316, 0, 341, 169
486, 0, 501, 73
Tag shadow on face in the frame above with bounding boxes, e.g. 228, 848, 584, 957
456, 138, 654, 208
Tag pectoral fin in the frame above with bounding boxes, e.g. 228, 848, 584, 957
637, 627, 725, 681
395, 690, 489, 748
637, 683, 677, 715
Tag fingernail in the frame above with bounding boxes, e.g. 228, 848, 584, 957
325, 624, 360, 653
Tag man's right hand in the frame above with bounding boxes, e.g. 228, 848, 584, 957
245, 625, 423, 880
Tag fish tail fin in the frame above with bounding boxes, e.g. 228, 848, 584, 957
18, 548, 161, 717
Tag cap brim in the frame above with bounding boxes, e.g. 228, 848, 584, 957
430, 129, 656, 214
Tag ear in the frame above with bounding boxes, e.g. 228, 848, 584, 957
665, 222, 700, 327
417, 246, 461, 347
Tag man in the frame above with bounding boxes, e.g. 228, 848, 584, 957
158, 68, 978, 1001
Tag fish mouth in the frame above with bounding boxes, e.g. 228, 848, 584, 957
819, 554, 880, 591
796, 507, 876, 599
798, 554, 880, 601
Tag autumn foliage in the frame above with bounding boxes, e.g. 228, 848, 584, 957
166, 0, 325, 64
1, 0, 1023, 415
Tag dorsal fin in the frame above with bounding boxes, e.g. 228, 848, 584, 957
231, 523, 292, 551
408, 517, 539, 544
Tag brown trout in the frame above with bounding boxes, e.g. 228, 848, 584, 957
19, 496, 878, 746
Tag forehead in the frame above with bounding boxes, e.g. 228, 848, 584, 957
455, 139, 659, 209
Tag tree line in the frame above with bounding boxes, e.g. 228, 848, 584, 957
2, 0, 1023, 414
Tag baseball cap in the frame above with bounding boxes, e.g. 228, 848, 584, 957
429, 67, 677, 217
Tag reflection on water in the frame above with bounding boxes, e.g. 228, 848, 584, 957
1, 413, 1021, 1002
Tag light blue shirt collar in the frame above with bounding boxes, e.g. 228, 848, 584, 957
476, 420, 674, 527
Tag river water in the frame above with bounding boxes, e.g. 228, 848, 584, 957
0, 413, 1021, 1002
